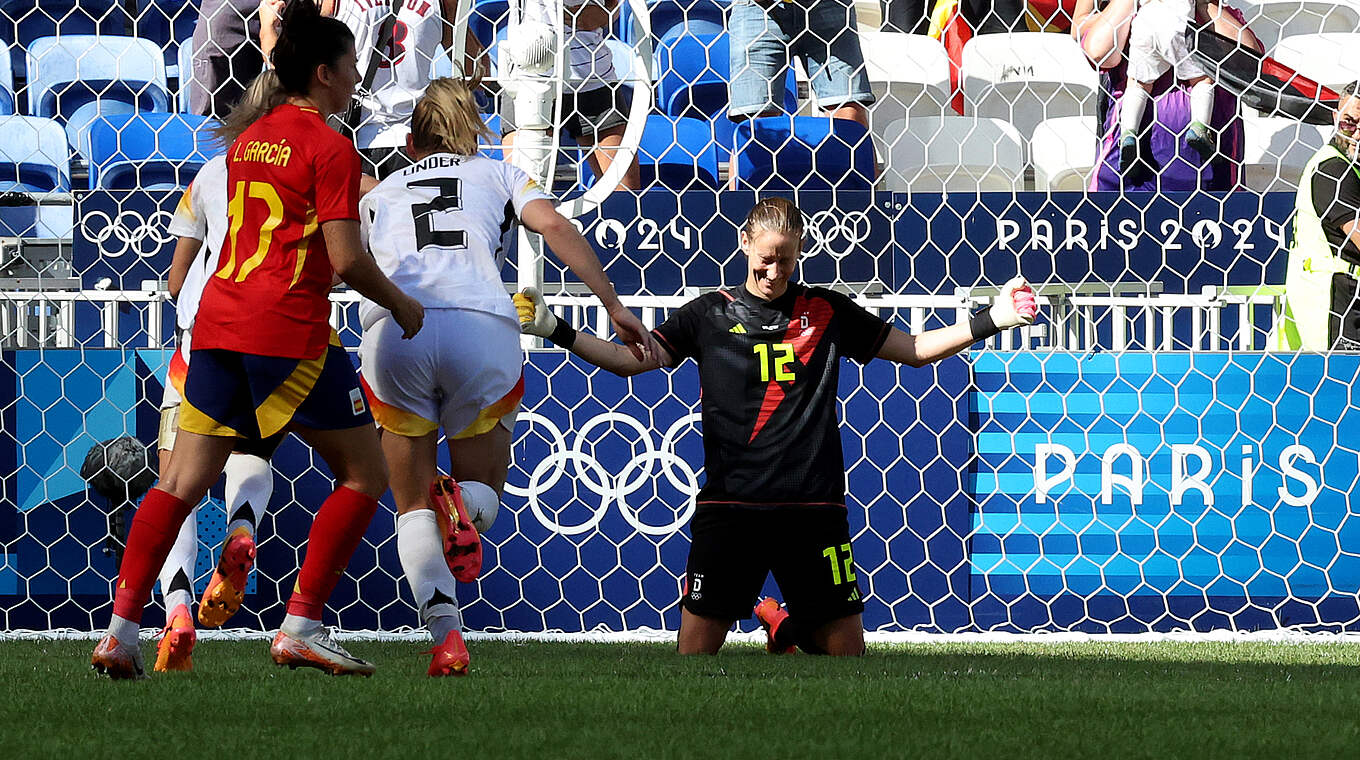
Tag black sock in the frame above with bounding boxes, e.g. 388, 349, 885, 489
227, 502, 257, 531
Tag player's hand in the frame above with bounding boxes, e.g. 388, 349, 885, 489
514, 287, 559, 338
990, 276, 1038, 329
607, 303, 658, 362
259, 0, 285, 31
391, 293, 425, 339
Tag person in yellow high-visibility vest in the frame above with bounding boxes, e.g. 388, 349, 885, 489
1280, 82, 1360, 350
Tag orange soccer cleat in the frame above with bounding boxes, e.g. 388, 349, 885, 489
154, 603, 196, 672
91, 634, 147, 680
426, 629, 470, 677
270, 628, 376, 677
430, 476, 482, 583
754, 597, 796, 654
198, 526, 256, 627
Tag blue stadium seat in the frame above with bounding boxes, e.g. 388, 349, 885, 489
0, 45, 15, 115
0, 0, 133, 80
732, 116, 875, 192
470, 0, 509, 49
655, 31, 794, 122
85, 112, 218, 190
480, 113, 503, 160
133, 0, 200, 71
582, 115, 720, 190
0, 115, 70, 192
27, 35, 170, 125
618, 0, 729, 42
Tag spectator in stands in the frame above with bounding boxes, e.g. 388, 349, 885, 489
261, 0, 484, 179
501, 0, 641, 192
1279, 82, 1360, 350
1072, 0, 1260, 191
728, 0, 875, 129
188, 0, 265, 118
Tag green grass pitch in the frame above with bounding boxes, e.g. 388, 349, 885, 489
4, 639, 1359, 758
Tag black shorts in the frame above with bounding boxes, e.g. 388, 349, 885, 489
682, 504, 864, 627
500, 84, 629, 141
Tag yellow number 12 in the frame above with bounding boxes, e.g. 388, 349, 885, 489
753, 342, 795, 383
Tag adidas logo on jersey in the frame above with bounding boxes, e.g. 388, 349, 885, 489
729, 324, 747, 334
847, 588, 861, 603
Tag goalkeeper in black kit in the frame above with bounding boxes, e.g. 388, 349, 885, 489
515, 198, 1038, 655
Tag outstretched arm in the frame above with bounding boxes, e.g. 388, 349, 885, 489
514, 287, 669, 376
519, 198, 660, 361
876, 278, 1037, 367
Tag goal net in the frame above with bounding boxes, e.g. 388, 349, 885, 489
2, 0, 1358, 638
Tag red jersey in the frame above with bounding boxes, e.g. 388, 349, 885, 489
193, 104, 361, 359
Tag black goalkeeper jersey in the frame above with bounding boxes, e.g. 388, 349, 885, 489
651, 283, 892, 507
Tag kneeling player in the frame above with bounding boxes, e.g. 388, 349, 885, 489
357, 77, 655, 675
517, 197, 1036, 655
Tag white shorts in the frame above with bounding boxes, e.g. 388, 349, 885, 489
159, 331, 192, 450
359, 309, 524, 439
1127, 0, 1207, 83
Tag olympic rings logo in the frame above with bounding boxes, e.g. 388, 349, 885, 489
79, 209, 177, 258
507, 411, 702, 536
806, 209, 871, 260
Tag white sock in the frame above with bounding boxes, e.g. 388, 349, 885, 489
1120, 84, 1151, 137
281, 613, 323, 637
1189, 80, 1214, 127
223, 454, 272, 536
108, 614, 139, 644
458, 480, 500, 533
397, 509, 463, 636
158, 508, 197, 614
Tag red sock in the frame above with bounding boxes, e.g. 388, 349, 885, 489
286, 486, 380, 620
112, 488, 194, 623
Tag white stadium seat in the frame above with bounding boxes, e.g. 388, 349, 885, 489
1030, 116, 1100, 191
880, 115, 1025, 192
1241, 111, 1329, 192
858, 31, 951, 144
960, 32, 1098, 144
1273, 33, 1360, 90
1235, 0, 1360, 52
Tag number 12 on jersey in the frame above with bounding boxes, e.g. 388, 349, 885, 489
753, 342, 795, 383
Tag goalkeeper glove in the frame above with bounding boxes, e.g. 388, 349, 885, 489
969, 276, 1037, 341
514, 287, 577, 349
991, 276, 1037, 329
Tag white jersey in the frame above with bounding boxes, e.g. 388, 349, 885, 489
166, 154, 228, 332
336, 0, 445, 149
521, 0, 616, 92
359, 152, 554, 328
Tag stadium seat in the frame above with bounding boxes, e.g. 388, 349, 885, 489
469, 0, 510, 49
134, 0, 200, 71
84, 112, 218, 190
1030, 116, 1099, 191
0, 0, 132, 80
582, 115, 721, 190
176, 39, 195, 110
26, 35, 170, 125
0, 45, 14, 115
0, 115, 70, 192
880, 115, 1025, 192
732, 116, 875, 191
1235, 0, 1360, 51
960, 32, 1097, 144
1241, 111, 1328, 192
618, 0, 729, 42
1272, 33, 1360, 90
857, 31, 950, 146
656, 31, 796, 122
